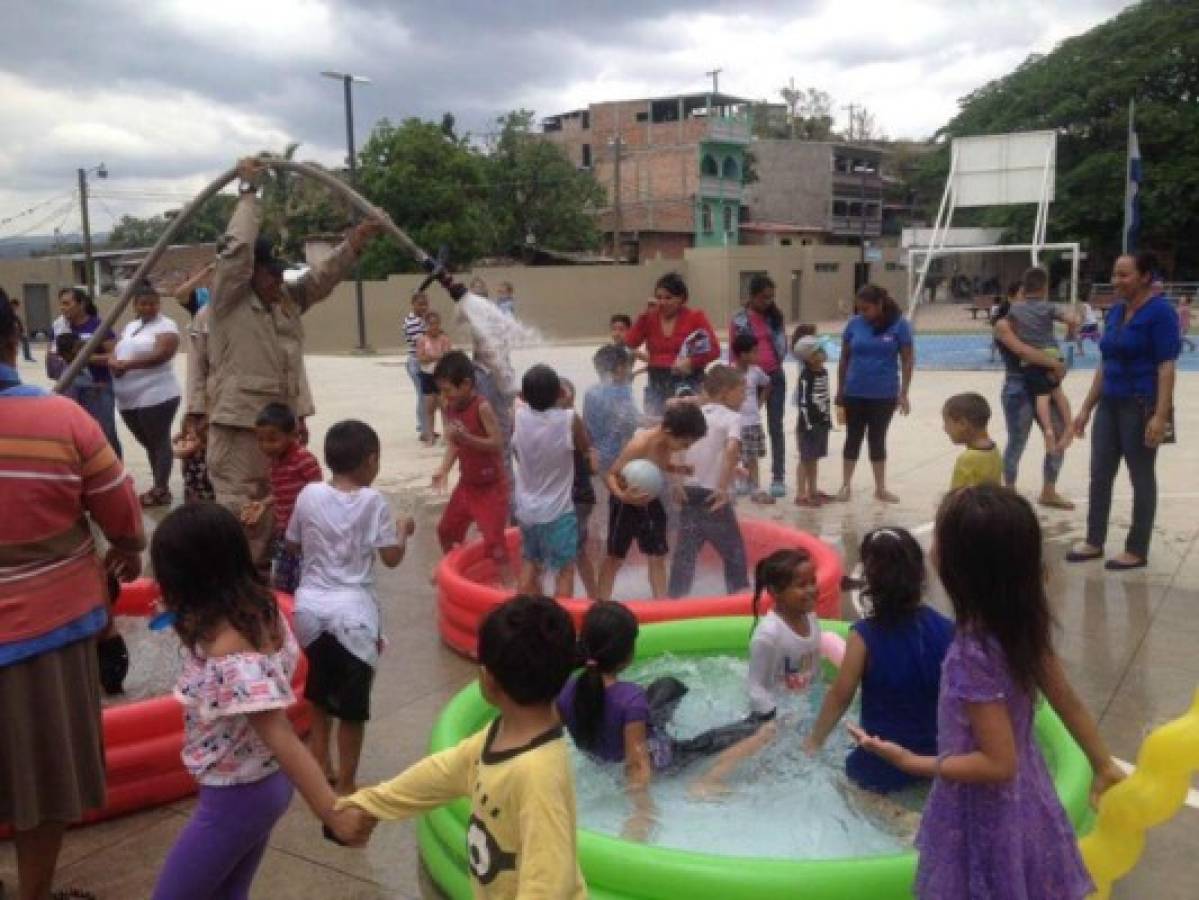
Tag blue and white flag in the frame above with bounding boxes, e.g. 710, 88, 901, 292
1123, 99, 1141, 254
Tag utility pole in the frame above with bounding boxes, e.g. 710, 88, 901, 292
610, 135, 624, 260
321, 70, 372, 352
77, 163, 106, 297
705, 67, 722, 95
78, 168, 94, 297
843, 103, 859, 143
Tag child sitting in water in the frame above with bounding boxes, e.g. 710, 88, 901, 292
150, 504, 345, 900
557, 602, 777, 839
596, 403, 707, 601
852, 486, 1124, 898
331, 596, 587, 898
667, 365, 749, 598
692, 548, 824, 794
805, 528, 954, 796
942, 392, 1002, 490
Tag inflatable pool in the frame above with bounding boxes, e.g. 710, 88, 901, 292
1, 579, 311, 837
436, 519, 844, 657
417, 617, 1094, 900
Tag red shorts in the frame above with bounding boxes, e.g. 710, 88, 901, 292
437, 479, 510, 563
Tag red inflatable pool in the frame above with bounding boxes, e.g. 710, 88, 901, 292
1, 579, 310, 836
436, 518, 843, 657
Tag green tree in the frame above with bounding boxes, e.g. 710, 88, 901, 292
105, 194, 238, 249
482, 110, 605, 259
259, 143, 355, 258
915, 0, 1199, 277
354, 117, 490, 277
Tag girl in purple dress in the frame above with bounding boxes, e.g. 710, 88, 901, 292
851, 485, 1124, 899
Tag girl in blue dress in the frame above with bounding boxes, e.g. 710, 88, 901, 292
805, 527, 953, 793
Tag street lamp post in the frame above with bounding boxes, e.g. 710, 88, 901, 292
77, 163, 108, 298
853, 162, 871, 291
321, 70, 371, 352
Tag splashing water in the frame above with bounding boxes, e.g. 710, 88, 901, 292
101, 616, 185, 706
570, 653, 922, 858
457, 292, 543, 394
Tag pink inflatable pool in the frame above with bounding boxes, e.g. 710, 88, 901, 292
436, 518, 843, 657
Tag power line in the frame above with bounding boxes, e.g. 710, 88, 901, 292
0, 193, 73, 230
0, 199, 79, 241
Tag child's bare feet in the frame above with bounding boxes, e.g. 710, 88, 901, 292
835, 485, 851, 502
750, 491, 775, 505
874, 489, 900, 504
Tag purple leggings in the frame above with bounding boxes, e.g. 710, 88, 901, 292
152, 770, 293, 900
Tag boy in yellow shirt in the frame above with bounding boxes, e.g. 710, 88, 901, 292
943, 392, 1002, 490
329, 595, 586, 899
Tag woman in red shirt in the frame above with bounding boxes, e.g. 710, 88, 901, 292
626, 273, 721, 415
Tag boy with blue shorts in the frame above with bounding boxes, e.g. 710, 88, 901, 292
513, 364, 593, 597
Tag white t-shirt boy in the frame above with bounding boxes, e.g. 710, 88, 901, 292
684, 401, 742, 491
287, 482, 399, 667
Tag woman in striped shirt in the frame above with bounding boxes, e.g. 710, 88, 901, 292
403, 292, 430, 438
0, 291, 145, 900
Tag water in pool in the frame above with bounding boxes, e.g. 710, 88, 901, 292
101, 616, 184, 705
569, 653, 920, 858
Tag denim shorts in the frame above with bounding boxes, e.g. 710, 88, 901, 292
520, 510, 579, 571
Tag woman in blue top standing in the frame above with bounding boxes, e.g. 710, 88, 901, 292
834, 285, 914, 503
1069, 252, 1180, 570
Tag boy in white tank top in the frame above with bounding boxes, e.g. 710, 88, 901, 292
513, 365, 592, 597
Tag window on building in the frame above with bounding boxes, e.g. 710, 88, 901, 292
834, 155, 849, 173
581, 111, 590, 129
833, 200, 848, 216
701, 203, 714, 233
780, 238, 792, 246
739, 270, 769, 297
722, 156, 740, 180
849, 202, 863, 217
701, 154, 719, 177
885, 261, 906, 271
635, 111, 649, 122
581, 144, 592, 169
815, 262, 840, 273
723, 205, 734, 233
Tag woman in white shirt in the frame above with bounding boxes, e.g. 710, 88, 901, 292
109, 279, 181, 507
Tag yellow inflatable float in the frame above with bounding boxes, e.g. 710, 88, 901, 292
1079, 688, 1199, 898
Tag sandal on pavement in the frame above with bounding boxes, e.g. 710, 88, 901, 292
1104, 556, 1148, 571
1065, 545, 1103, 563
139, 487, 171, 508
1038, 494, 1076, 511
750, 491, 776, 505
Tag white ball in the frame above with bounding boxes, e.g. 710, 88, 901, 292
621, 459, 665, 499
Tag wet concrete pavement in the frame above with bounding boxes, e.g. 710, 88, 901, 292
2, 345, 1196, 898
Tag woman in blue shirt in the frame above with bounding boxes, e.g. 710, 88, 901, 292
835, 285, 914, 503
1069, 252, 1180, 569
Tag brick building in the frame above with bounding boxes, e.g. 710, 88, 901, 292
540, 92, 752, 261
741, 140, 884, 246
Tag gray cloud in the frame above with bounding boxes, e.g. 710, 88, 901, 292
0, 0, 1131, 229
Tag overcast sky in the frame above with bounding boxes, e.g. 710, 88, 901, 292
0, 0, 1131, 239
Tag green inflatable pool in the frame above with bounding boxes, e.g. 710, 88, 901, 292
417, 617, 1094, 899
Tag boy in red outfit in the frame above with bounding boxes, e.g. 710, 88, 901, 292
431, 351, 513, 583
243, 401, 323, 592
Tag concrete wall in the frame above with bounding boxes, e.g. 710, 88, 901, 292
34, 244, 910, 356
742, 142, 832, 228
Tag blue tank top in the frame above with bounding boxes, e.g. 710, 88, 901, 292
846, 606, 954, 793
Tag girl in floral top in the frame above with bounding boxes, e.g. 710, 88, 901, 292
149, 503, 342, 900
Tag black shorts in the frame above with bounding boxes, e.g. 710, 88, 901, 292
419, 372, 439, 395
1023, 365, 1059, 397
798, 424, 830, 462
304, 632, 375, 722
606, 495, 669, 559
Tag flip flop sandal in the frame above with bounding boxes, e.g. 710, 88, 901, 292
1065, 548, 1103, 563
139, 488, 170, 508
1104, 558, 1148, 571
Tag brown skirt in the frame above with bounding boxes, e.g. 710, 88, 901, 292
0, 635, 105, 831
